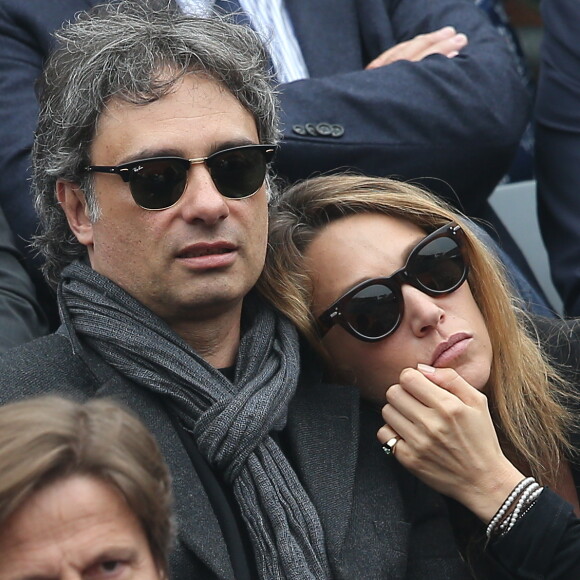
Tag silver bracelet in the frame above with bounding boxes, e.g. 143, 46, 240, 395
486, 477, 537, 538
500, 485, 544, 535
499, 482, 539, 532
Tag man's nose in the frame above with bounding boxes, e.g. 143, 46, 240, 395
176, 164, 230, 225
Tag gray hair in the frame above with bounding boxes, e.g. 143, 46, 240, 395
33, 0, 280, 288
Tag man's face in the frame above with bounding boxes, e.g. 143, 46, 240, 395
0, 475, 162, 580
63, 75, 268, 328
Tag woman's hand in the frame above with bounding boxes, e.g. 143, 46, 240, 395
377, 364, 524, 523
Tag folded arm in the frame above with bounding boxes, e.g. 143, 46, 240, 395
277, 0, 529, 215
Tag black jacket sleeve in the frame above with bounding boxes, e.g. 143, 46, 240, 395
488, 488, 580, 579
0, 206, 47, 351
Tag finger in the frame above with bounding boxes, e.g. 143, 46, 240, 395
376, 423, 398, 445
366, 26, 460, 69
396, 367, 459, 409
403, 26, 458, 52
376, 424, 403, 457
386, 380, 433, 420
416, 364, 487, 407
415, 33, 468, 61
381, 396, 424, 444
366, 41, 412, 69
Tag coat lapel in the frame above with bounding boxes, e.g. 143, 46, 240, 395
286, 373, 360, 560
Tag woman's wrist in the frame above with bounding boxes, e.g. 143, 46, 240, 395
454, 463, 525, 523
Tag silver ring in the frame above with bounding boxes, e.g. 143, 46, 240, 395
382, 436, 399, 456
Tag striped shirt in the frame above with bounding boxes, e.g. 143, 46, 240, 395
175, 0, 309, 83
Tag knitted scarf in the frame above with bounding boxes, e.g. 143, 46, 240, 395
59, 260, 330, 579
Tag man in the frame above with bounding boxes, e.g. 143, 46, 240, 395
0, 397, 173, 579
0, 3, 472, 578
0, 0, 532, 325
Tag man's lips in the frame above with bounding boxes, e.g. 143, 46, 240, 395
177, 244, 234, 258
176, 242, 237, 268
430, 332, 472, 367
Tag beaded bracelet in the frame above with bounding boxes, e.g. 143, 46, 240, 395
500, 484, 543, 535
486, 477, 537, 538
498, 482, 538, 530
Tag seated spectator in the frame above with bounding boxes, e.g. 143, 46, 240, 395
261, 174, 580, 579
0, 0, 532, 325
536, 0, 580, 315
0, 396, 173, 579
0, 205, 47, 351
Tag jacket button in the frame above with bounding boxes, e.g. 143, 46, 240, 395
316, 122, 333, 136
305, 123, 318, 136
292, 124, 307, 136
331, 124, 345, 138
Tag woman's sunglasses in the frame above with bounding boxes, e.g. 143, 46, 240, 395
317, 223, 469, 342
85, 144, 277, 210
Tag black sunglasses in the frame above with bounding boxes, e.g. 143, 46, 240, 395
85, 144, 277, 210
317, 223, 469, 342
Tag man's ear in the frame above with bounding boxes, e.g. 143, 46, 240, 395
56, 179, 94, 247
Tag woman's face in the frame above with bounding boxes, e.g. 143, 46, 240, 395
305, 213, 493, 405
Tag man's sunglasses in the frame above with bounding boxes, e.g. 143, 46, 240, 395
85, 144, 277, 210
317, 223, 469, 342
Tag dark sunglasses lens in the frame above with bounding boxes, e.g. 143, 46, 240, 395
343, 284, 401, 339
130, 159, 188, 209
414, 237, 466, 292
208, 148, 267, 199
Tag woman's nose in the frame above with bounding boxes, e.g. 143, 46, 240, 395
401, 284, 445, 336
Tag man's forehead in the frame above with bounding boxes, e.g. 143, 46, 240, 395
97, 73, 238, 125
90, 74, 258, 160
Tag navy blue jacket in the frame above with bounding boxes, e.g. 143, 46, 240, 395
536, 0, 580, 316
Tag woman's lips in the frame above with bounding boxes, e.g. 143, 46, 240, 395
431, 332, 472, 367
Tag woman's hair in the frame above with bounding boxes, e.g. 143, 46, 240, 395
260, 174, 576, 487
0, 396, 174, 575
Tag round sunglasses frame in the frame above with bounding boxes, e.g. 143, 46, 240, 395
317, 222, 469, 342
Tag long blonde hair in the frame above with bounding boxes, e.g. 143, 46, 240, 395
259, 174, 576, 487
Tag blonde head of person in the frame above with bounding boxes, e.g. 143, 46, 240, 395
0, 396, 174, 580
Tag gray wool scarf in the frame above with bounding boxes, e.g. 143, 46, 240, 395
59, 261, 330, 580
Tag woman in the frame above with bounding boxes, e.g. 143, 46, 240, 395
260, 174, 580, 578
